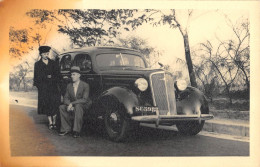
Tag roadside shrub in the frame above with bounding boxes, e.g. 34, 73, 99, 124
230, 89, 249, 99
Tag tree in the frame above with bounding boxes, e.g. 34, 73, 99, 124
167, 10, 197, 87
115, 36, 162, 67
26, 9, 136, 47
10, 61, 33, 91
126, 9, 199, 87
191, 15, 250, 103
9, 25, 47, 60
216, 16, 250, 92
9, 27, 29, 59
9, 26, 46, 91
195, 40, 240, 104
193, 57, 217, 101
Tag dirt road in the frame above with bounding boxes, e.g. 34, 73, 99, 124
9, 104, 249, 156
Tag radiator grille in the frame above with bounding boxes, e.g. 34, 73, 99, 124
150, 72, 176, 115
165, 73, 177, 115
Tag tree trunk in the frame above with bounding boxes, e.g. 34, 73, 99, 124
17, 81, 21, 91
23, 80, 27, 92
209, 60, 233, 104
244, 75, 250, 94
17, 77, 24, 91
241, 68, 250, 92
226, 86, 232, 104
183, 34, 197, 87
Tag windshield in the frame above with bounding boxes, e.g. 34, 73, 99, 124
96, 53, 146, 69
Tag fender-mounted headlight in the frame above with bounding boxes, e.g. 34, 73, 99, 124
175, 79, 187, 91
135, 78, 148, 91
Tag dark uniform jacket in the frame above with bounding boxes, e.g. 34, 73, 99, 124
33, 58, 61, 115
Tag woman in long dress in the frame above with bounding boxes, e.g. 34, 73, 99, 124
33, 46, 61, 130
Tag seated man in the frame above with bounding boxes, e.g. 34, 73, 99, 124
59, 66, 91, 138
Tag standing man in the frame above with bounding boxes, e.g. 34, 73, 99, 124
59, 66, 91, 138
33, 46, 61, 130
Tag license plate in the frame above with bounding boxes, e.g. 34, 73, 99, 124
135, 106, 158, 113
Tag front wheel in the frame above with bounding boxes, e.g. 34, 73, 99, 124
104, 108, 129, 142
176, 120, 205, 135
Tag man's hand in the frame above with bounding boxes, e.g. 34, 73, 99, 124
47, 75, 52, 78
67, 103, 74, 112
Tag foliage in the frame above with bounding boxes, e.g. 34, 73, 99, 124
9, 26, 48, 60
26, 9, 137, 47
9, 27, 29, 59
192, 55, 218, 101
217, 16, 250, 91
129, 9, 198, 87
192, 17, 250, 103
9, 25, 46, 90
9, 61, 33, 91
209, 96, 249, 111
115, 36, 162, 67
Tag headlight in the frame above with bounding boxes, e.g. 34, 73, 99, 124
176, 79, 187, 91
135, 78, 148, 91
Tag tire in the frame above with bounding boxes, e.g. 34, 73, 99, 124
176, 120, 205, 135
104, 108, 129, 142
83, 118, 99, 134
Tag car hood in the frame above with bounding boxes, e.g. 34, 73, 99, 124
99, 68, 164, 77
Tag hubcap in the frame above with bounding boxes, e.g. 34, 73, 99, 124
110, 113, 118, 122
107, 111, 122, 133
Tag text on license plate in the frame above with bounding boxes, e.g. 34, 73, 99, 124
135, 106, 158, 113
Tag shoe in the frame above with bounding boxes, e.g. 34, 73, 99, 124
59, 131, 70, 136
48, 124, 54, 130
73, 131, 80, 138
53, 124, 57, 130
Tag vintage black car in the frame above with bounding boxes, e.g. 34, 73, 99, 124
59, 46, 214, 142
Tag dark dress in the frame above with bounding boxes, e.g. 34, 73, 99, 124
33, 58, 61, 116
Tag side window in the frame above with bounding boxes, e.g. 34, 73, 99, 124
73, 54, 92, 72
60, 54, 72, 71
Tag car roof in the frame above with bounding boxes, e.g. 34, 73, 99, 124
60, 46, 141, 55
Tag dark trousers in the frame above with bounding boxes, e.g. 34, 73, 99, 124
59, 104, 86, 133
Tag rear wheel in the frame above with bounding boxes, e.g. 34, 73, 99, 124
176, 120, 205, 135
104, 108, 129, 142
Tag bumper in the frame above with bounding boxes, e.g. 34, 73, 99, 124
131, 114, 214, 126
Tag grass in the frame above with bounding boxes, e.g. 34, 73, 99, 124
209, 97, 249, 111
9, 91, 38, 100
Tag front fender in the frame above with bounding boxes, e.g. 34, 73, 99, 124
97, 87, 140, 119
176, 86, 209, 115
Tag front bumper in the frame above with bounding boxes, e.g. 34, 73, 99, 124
131, 114, 214, 126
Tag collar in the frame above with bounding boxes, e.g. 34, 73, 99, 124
73, 80, 80, 87
41, 58, 49, 65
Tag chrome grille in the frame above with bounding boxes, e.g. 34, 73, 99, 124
165, 73, 177, 115
150, 72, 177, 115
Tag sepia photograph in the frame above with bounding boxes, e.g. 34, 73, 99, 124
0, 0, 260, 167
